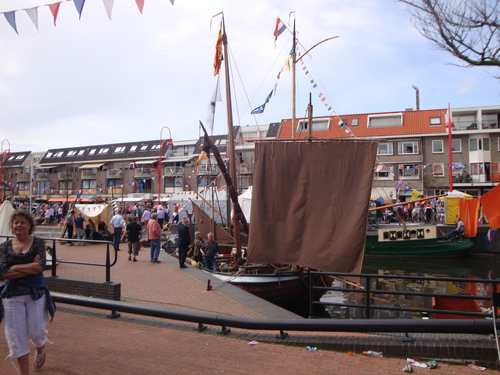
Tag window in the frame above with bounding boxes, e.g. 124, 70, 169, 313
470, 137, 490, 151
88, 149, 96, 155
15, 155, 24, 160
351, 118, 359, 127
54, 151, 63, 157
368, 113, 403, 128
67, 150, 77, 156
432, 164, 445, 177
45, 152, 53, 158
398, 164, 420, 179
78, 150, 85, 156
498, 137, 500, 151
375, 165, 393, 180
432, 140, 443, 153
98, 148, 109, 154
398, 141, 418, 155
114, 146, 126, 153
377, 143, 393, 155
297, 118, 330, 132
452, 139, 462, 152
129, 145, 137, 152
430, 117, 441, 126
82, 180, 97, 189
165, 176, 183, 188
151, 144, 161, 150
139, 145, 149, 151
59, 181, 73, 190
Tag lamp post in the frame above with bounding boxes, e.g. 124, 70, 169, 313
445, 102, 455, 192
157, 126, 174, 203
0, 139, 11, 204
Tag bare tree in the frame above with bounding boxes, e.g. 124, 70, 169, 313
400, 0, 499, 73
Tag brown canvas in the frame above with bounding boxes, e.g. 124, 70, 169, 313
247, 140, 378, 273
191, 200, 235, 244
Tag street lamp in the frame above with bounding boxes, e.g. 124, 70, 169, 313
157, 126, 174, 203
0, 139, 11, 204
445, 102, 455, 192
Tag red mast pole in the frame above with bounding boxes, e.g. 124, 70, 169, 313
446, 102, 454, 192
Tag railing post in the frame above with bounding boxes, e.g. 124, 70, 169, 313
51, 239, 57, 277
309, 271, 314, 318
105, 243, 111, 283
365, 275, 371, 319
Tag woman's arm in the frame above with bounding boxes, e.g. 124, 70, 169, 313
1, 255, 43, 279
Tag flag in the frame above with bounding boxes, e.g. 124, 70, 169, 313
273, 17, 286, 45
284, 57, 290, 71
487, 228, 497, 247
375, 164, 386, 173
213, 20, 223, 76
205, 75, 221, 133
411, 189, 421, 201
73, 0, 86, 19
195, 134, 211, 170
404, 184, 412, 193
4, 11, 18, 34
395, 179, 403, 190
251, 89, 274, 115
49, 3, 60, 26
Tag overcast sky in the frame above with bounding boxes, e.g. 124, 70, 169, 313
1, 0, 498, 153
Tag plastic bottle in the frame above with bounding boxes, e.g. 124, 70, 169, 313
362, 350, 383, 357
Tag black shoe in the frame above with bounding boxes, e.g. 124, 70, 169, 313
180, 265, 188, 268
128, 256, 131, 261
152, 260, 161, 263
133, 258, 137, 262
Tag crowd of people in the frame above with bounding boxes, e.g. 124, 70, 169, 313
376, 199, 446, 224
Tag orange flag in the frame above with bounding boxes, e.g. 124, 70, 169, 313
480, 185, 500, 230
213, 20, 223, 76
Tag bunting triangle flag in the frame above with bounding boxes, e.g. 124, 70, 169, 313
135, 0, 145, 13
102, 0, 114, 20
25, 8, 39, 31
170, 0, 175, 4
4, 11, 18, 35
73, 0, 86, 20
49, 3, 61, 26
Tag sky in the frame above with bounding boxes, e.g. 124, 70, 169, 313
0, 0, 498, 153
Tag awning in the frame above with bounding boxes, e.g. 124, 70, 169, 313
78, 163, 106, 169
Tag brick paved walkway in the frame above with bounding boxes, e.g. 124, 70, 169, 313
0, 229, 498, 374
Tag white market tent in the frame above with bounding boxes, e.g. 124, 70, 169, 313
0, 201, 15, 242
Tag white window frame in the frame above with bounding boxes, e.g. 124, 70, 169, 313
367, 113, 403, 128
297, 118, 330, 132
452, 139, 462, 153
432, 140, 444, 153
377, 143, 393, 155
398, 141, 419, 155
432, 163, 445, 177
430, 117, 441, 126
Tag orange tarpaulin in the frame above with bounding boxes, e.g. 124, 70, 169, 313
459, 198, 479, 238
480, 185, 500, 230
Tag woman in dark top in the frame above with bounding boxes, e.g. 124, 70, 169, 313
0, 210, 55, 374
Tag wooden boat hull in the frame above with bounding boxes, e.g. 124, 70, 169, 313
205, 269, 330, 306
432, 295, 484, 319
365, 225, 473, 257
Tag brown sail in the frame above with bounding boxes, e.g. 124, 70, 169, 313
191, 200, 235, 245
247, 139, 378, 273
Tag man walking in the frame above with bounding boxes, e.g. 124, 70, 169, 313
177, 216, 191, 268
122, 216, 142, 262
64, 210, 75, 246
109, 210, 125, 251
201, 232, 219, 271
147, 212, 162, 263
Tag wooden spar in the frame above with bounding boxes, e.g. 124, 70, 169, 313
198, 122, 249, 234
191, 194, 229, 224
368, 193, 447, 212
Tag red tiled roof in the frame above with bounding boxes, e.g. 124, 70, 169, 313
278, 109, 449, 139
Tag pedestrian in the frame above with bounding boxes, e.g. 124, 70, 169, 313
201, 232, 219, 271
177, 216, 191, 268
157, 203, 165, 229
74, 212, 87, 246
109, 210, 125, 251
0, 210, 56, 375
122, 216, 142, 262
142, 207, 151, 226
44, 206, 54, 224
147, 213, 162, 263
64, 210, 75, 246
188, 231, 204, 264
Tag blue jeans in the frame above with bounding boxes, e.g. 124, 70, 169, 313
113, 227, 122, 250
150, 238, 161, 261
204, 257, 217, 271
450, 229, 464, 241
76, 228, 86, 245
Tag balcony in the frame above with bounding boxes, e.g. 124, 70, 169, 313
81, 170, 97, 179
16, 173, 30, 182
196, 163, 220, 175
58, 172, 74, 181
134, 169, 153, 178
237, 162, 254, 174
164, 166, 184, 176
37, 173, 51, 181
106, 169, 123, 179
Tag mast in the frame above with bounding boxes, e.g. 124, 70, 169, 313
291, 16, 297, 139
220, 17, 242, 259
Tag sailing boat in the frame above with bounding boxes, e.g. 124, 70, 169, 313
191, 15, 379, 306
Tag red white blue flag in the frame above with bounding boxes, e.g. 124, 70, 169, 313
273, 17, 286, 45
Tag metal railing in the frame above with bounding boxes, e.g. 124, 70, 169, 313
309, 271, 500, 320
0, 235, 118, 283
